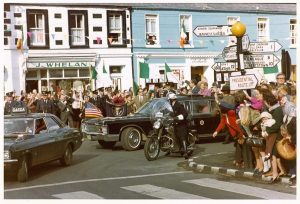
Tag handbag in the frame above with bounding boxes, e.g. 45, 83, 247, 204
246, 135, 265, 147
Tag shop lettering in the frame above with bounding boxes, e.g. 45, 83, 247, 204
29, 62, 92, 68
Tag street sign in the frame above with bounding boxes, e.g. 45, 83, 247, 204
193, 25, 232, 37
247, 41, 282, 53
212, 62, 238, 72
222, 46, 237, 61
230, 74, 258, 90
242, 35, 250, 50
243, 54, 280, 68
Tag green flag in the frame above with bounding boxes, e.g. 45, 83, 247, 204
91, 66, 97, 79
165, 63, 172, 73
133, 81, 139, 96
103, 64, 107, 74
263, 65, 279, 74
139, 62, 150, 78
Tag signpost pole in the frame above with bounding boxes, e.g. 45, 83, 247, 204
231, 22, 246, 75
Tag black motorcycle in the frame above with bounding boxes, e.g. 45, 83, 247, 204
144, 99, 196, 161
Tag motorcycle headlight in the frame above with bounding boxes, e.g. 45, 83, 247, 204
4, 150, 11, 160
153, 121, 161, 129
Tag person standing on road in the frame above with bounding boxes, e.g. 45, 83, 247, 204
57, 94, 74, 128
36, 91, 55, 114
168, 93, 189, 159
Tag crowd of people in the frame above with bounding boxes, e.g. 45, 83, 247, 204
4, 72, 296, 187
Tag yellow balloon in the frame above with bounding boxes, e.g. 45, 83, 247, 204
231, 22, 246, 37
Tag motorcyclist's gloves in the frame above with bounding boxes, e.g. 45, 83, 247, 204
177, 114, 184, 120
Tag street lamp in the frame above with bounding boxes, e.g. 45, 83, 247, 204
231, 21, 246, 75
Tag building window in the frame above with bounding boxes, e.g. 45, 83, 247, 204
290, 19, 296, 47
110, 66, 122, 74
27, 10, 49, 47
145, 14, 159, 45
180, 15, 192, 45
68, 10, 88, 47
108, 13, 123, 45
257, 17, 269, 42
227, 16, 240, 45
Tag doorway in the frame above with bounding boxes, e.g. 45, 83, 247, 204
191, 66, 204, 83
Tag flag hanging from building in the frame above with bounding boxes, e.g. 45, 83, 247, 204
84, 102, 103, 118
165, 62, 179, 83
96, 61, 113, 88
139, 62, 150, 78
91, 66, 98, 79
180, 21, 187, 48
17, 26, 24, 51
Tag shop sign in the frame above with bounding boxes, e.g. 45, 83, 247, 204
230, 74, 258, 90
27, 61, 95, 68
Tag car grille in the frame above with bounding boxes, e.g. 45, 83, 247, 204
84, 124, 102, 133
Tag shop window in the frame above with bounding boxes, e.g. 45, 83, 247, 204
27, 9, 49, 48
145, 14, 159, 45
68, 10, 89, 47
64, 69, 78, 77
40, 70, 47, 78
179, 15, 192, 45
107, 11, 124, 45
290, 19, 296, 48
26, 70, 37, 78
257, 17, 269, 42
49, 69, 62, 78
109, 66, 122, 74
79, 68, 90, 77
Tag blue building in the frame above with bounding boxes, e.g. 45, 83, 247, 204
130, 3, 296, 89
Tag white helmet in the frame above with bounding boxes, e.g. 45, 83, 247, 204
168, 93, 177, 100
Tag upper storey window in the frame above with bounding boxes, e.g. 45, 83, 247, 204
68, 10, 89, 48
257, 17, 270, 42
145, 14, 159, 45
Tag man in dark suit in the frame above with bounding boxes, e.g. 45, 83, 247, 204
36, 91, 55, 114
98, 87, 109, 117
4, 92, 14, 115
168, 93, 189, 159
57, 94, 74, 127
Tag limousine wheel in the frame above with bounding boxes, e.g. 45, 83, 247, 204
121, 127, 142, 151
60, 145, 73, 166
17, 157, 29, 182
98, 140, 116, 149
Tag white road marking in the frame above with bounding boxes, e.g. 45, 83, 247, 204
5, 171, 192, 192
121, 184, 209, 199
52, 191, 104, 199
184, 178, 296, 199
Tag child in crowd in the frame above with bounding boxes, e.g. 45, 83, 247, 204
260, 112, 276, 138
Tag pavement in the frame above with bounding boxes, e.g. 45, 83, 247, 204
186, 141, 294, 185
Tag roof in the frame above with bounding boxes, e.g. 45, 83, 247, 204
5, 3, 296, 15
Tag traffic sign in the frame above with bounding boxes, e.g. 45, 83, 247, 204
243, 54, 280, 68
222, 46, 237, 61
247, 41, 282, 53
212, 62, 238, 72
242, 35, 250, 50
230, 74, 258, 90
193, 25, 232, 37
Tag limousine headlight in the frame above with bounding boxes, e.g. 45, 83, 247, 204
4, 150, 11, 160
153, 121, 161, 129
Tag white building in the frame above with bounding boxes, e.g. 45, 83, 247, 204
3, 3, 133, 94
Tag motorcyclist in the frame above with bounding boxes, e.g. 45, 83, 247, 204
168, 93, 189, 159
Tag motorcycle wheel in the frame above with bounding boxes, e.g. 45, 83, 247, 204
144, 137, 160, 161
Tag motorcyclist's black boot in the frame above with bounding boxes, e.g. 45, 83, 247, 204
182, 140, 189, 159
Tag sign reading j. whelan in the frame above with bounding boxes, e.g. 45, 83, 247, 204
27, 61, 95, 68
230, 74, 258, 90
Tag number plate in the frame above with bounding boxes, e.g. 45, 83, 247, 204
87, 135, 91, 140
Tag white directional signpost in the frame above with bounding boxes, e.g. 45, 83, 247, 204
243, 54, 280, 68
230, 74, 258, 90
212, 62, 238, 72
222, 46, 237, 61
247, 41, 282, 53
242, 35, 250, 50
193, 25, 232, 37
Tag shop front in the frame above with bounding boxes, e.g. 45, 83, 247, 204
26, 61, 95, 94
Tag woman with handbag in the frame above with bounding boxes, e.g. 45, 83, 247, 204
261, 89, 284, 184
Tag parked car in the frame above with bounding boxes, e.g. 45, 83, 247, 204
81, 95, 225, 151
4, 108, 83, 182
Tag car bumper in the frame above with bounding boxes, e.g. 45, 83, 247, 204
83, 132, 119, 142
4, 159, 18, 171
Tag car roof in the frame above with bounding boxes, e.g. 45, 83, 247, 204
160, 95, 215, 101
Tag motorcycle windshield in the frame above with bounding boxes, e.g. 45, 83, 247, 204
150, 98, 173, 122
